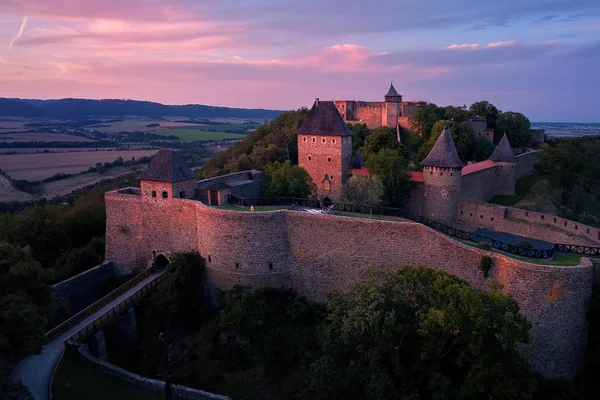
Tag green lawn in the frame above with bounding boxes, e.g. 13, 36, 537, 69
460, 240, 582, 265
52, 351, 175, 400
490, 173, 542, 206
155, 128, 247, 142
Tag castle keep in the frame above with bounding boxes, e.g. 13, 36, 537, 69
105, 100, 599, 380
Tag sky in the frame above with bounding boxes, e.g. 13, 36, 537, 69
0, 1, 599, 122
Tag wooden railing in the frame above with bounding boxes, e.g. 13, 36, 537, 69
45, 267, 156, 342
67, 274, 162, 343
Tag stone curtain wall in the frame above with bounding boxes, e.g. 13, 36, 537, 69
105, 196, 593, 378
458, 200, 600, 245
516, 151, 540, 178
354, 105, 384, 129
460, 168, 497, 202
51, 262, 117, 328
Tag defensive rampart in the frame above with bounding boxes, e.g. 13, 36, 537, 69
460, 167, 496, 202
458, 200, 600, 245
516, 151, 540, 178
105, 194, 593, 379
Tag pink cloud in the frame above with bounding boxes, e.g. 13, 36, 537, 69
486, 40, 519, 48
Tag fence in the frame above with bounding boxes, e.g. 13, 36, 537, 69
228, 195, 597, 259
45, 267, 156, 342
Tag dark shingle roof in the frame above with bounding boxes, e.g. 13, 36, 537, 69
351, 151, 365, 169
296, 100, 353, 136
385, 82, 400, 97
421, 128, 465, 169
207, 182, 231, 191
140, 149, 197, 182
489, 133, 517, 163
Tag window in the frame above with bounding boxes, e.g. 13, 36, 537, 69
322, 138, 326, 143
332, 139, 336, 144
236, 263, 239, 270
303, 137, 307, 142
162, 191, 168, 198
179, 191, 185, 198
331, 175, 334, 180
151, 191, 157, 198
269, 263, 273, 270
312, 137, 316, 143
208, 255, 212, 263
327, 157, 331, 162
308, 155, 312, 161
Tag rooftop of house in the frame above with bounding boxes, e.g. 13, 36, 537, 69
408, 171, 424, 183
296, 99, 353, 136
421, 129, 465, 169
385, 82, 400, 97
140, 149, 198, 182
490, 133, 517, 162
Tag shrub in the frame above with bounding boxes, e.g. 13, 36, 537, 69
477, 242, 492, 250
480, 256, 493, 278
515, 240, 533, 249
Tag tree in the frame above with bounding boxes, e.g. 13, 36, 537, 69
154, 252, 206, 326
496, 112, 531, 147
348, 124, 370, 155
310, 266, 535, 400
95, 162, 105, 174
536, 142, 584, 204
365, 148, 411, 207
262, 160, 316, 198
341, 175, 384, 213
469, 101, 501, 130
362, 127, 402, 160
408, 103, 444, 141
473, 136, 496, 161
428, 120, 476, 163
444, 105, 470, 123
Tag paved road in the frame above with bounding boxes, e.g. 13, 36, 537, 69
11, 270, 164, 400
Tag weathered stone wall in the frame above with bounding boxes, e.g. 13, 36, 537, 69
51, 261, 117, 327
384, 102, 400, 128
516, 151, 540, 178
460, 168, 496, 202
458, 200, 600, 245
407, 182, 424, 215
298, 134, 351, 200
105, 197, 593, 378
354, 105, 383, 129
422, 166, 462, 224
195, 171, 263, 200
494, 161, 517, 196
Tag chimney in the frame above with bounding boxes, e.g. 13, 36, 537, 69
315, 98, 319, 106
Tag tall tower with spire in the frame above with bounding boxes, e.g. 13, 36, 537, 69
490, 133, 518, 196
421, 129, 464, 224
383, 82, 402, 129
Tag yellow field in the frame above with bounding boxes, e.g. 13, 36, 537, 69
0, 149, 158, 181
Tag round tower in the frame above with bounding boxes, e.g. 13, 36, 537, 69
421, 129, 464, 225
490, 133, 517, 196
383, 82, 402, 128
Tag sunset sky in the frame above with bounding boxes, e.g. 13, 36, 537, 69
1, 1, 599, 122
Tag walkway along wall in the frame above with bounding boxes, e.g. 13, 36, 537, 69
105, 193, 593, 379
458, 200, 600, 246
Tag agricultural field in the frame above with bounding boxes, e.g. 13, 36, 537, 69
153, 128, 246, 141
0, 174, 32, 202
0, 147, 117, 154
0, 132, 96, 142
0, 149, 158, 180
39, 166, 141, 198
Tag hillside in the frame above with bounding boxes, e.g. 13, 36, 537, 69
0, 98, 285, 120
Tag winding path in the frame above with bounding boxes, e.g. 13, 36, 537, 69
11, 270, 164, 400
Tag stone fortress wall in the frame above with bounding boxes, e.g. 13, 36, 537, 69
516, 151, 540, 178
105, 193, 593, 379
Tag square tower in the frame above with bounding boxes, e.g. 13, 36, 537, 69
383, 82, 402, 129
139, 149, 198, 202
296, 99, 353, 202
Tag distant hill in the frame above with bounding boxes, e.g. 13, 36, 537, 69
0, 98, 285, 120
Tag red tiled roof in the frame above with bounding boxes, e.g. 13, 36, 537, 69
461, 160, 497, 176
349, 167, 369, 176
408, 171, 424, 182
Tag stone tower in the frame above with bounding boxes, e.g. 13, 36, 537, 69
139, 148, 198, 202
296, 99, 353, 202
383, 82, 402, 129
421, 129, 464, 225
490, 133, 517, 196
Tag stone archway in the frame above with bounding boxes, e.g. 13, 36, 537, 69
322, 197, 333, 207
154, 254, 170, 270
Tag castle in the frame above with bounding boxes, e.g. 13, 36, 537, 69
334, 83, 426, 132
105, 99, 599, 380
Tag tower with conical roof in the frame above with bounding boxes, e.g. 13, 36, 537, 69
139, 148, 198, 201
490, 133, 517, 196
296, 99, 353, 201
421, 129, 464, 224
383, 82, 402, 129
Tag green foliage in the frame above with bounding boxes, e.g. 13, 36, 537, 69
473, 136, 496, 161
362, 127, 403, 160
0, 242, 60, 362
408, 103, 444, 141
262, 160, 316, 198
427, 120, 476, 163
310, 266, 535, 400
537, 141, 584, 204
496, 112, 531, 147
154, 252, 206, 326
54, 237, 105, 282
348, 123, 370, 154
365, 148, 411, 207
469, 101, 501, 130
0, 379, 33, 400
199, 108, 309, 178
480, 255, 493, 278
444, 105, 470, 123
477, 242, 493, 251
341, 175, 384, 210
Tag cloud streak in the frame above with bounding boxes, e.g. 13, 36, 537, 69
9, 16, 28, 49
